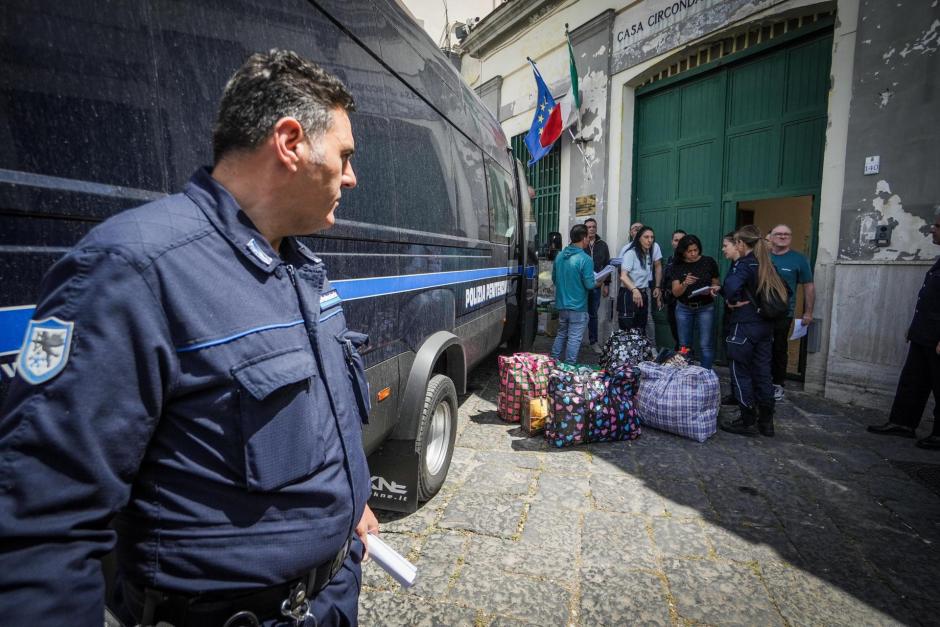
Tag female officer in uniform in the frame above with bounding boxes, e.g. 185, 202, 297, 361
713, 225, 789, 437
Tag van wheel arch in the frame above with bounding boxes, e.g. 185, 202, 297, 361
394, 331, 465, 441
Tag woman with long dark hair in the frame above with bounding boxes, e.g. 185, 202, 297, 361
618, 226, 655, 334
669, 234, 720, 368
713, 225, 789, 436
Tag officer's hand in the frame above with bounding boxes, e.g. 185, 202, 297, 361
936, 340, 940, 356
802, 313, 813, 326
602, 284, 609, 298
356, 504, 380, 562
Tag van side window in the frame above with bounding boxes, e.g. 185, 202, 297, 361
484, 157, 516, 244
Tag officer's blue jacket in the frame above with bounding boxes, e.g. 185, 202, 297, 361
908, 258, 940, 347
0, 168, 372, 624
720, 252, 765, 325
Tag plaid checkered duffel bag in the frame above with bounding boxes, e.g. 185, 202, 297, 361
635, 362, 719, 442
497, 353, 555, 423
600, 329, 656, 374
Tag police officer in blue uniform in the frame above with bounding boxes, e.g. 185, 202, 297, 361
868, 211, 940, 449
714, 225, 790, 437
0, 50, 379, 626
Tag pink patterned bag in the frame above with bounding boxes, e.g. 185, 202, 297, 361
497, 353, 556, 423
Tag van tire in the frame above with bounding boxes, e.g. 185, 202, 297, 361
415, 374, 458, 501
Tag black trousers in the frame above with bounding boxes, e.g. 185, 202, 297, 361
889, 341, 940, 433
587, 286, 601, 344
666, 301, 679, 349
770, 316, 792, 385
618, 288, 649, 332
726, 320, 774, 409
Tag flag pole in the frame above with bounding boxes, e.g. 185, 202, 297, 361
564, 25, 589, 176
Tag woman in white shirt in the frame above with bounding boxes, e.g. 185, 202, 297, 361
617, 226, 656, 333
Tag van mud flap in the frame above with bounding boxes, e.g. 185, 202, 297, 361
367, 440, 420, 513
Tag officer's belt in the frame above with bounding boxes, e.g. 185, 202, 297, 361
133, 536, 352, 626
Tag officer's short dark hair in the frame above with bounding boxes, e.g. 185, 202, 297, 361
584, 218, 597, 227
213, 49, 356, 163
570, 224, 588, 243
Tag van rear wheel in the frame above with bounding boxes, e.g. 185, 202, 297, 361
416, 374, 457, 501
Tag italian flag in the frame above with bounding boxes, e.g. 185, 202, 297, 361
558, 32, 581, 134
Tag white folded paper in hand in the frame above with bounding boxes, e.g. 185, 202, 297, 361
367, 533, 417, 588
690, 285, 713, 297
594, 265, 616, 282
789, 318, 809, 341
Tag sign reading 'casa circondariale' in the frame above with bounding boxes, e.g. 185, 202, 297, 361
611, 0, 784, 73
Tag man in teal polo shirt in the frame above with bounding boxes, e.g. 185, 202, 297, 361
769, 224, 815, 400
552, 224, 600, 363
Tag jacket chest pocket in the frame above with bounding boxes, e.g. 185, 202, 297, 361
232, 347, 325, 492
336, 330, 371, 423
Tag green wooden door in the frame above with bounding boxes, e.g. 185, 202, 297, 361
635, 72, 726, 347
633, 27, 832, 351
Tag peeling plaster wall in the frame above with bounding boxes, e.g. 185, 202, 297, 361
565, 12, 614, 225
838, 1, 940, 261
824, 0, 940, 411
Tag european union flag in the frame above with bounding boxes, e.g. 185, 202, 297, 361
524, 60, 562, 166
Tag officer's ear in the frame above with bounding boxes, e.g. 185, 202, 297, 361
272, 117, 305, 172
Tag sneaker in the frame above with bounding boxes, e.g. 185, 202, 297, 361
773, 384, 785, 401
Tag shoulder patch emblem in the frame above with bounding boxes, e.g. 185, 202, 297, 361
319, 289, 342, 310
17, 317, 74, 385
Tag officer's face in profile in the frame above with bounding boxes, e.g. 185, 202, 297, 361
932, 215, 940, 245
295, 107, 357, 233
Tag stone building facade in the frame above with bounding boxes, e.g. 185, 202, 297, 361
460, 0, 940, 410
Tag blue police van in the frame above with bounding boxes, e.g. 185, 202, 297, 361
0, 0, 537, 512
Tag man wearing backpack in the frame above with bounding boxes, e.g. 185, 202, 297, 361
768, 224, 815, 401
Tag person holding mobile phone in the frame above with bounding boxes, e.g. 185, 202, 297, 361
669, 234, 720, 368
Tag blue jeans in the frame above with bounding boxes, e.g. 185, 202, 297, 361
675, 302, 715, 369
551, 310, 589, 364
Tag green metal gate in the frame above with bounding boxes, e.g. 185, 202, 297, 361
632, 21, 833, 360
511, 133, 560, 248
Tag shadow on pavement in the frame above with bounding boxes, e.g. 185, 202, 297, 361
506, 338, 940, 625
365, 335, 940, 626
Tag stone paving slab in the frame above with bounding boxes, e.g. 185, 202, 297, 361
578, 566, 672, 626
663, 557, 785, 626
361, 336, 940, 626
438, 491, 526, 538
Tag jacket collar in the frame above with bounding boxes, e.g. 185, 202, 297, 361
183, 167, 282, 273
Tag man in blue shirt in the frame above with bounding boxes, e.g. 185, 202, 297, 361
768, 224, 816, 400
551, 224, 600, 363
0, 50, 377, 626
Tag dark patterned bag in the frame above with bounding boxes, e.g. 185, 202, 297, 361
547, 364, 642, 447
546, 364, 598, 447
600, 329, 656, 374
586, 367, 642, 443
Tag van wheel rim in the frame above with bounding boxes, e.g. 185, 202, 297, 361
426, 401, 451, 476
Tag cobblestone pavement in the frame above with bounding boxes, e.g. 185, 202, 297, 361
359, 336, 940, 626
